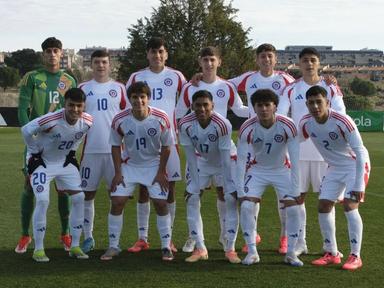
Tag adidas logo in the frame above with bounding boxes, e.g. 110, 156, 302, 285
191, 231, 197, 235
87, 91, 94, 97
227, 229, 236, 234
37, 227, 46, 232
109, 233, 116, 239
162, 234, 170, 239
159, 191, 167, 196
310, 132, 317, 138
250, 83, 258, 89
351, 239, 358, 244
172, 172, 180, 178
139, 227, 146, 231
73, 225, 83, 230
254, 137, 262, 143
324, 239, 331, 243
127, 130, 134, 135
192, 136, 198, 141
295, 94, 304, 100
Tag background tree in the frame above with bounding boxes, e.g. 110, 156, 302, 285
350, 77, 376, 96
0, 66, 21, 91
4, 49, 42, 76
118, 0, 255, 81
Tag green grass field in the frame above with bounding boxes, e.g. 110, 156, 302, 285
0, 128, 383, 288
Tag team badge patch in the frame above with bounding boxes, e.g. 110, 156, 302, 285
329, 132, 338, 140
208, 134, 217, 142
36, 185, 44, 193
274, 134, 284, 143
81, 180, 88, 188
75, 132, 84, 139
147, 128, 157, 136
58, 81, 66, 90
216, 89, 225, 98
109, 89, 117, 97
164, 78, 173, 86
272, 81, 281, 90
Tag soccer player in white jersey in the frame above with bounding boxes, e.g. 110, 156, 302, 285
277, 47, 346, 256
125, 37, 186, 253
100, 81, 175, 261
299, 86, 370, 270
176, 46, 248, 252
179, 90, 241, 264
21, 88, 92, 262
78, 50, 128, 253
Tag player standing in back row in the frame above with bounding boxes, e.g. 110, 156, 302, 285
126, 37, 186, 253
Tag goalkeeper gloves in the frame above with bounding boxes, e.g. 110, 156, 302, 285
63, 150, 79, 170
27, 153, 46, 174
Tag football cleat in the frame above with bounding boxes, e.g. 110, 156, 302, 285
225, 250, 241, 264
295, 243, 309, 256
342, 254, 363, 270
15, 235, 32, 254
127, 239, 150, 253
161, 248, 174, 261
182, 238, 196, 253
285, 253, 304, 267
312, 252, 342, 266
60, 234, 72, 251
69, 246, 89, 259
242, 234, 262, 253
278, 236, 288, 254
81, 237, 95, 254
241, 252, 260, 265
32, 249, 49, 262
100, 247, 121, 261
185, 248, 208, 263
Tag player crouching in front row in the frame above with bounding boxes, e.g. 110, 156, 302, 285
101, 81, 175, 261
236, 89, 303, 266
21, 88, 93, 262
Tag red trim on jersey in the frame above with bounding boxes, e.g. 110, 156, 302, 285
336, 124, 346, 140
287, 88, 294, 102
239, 117, 259, 137
38, 111, 64, 126
246, 129, 253, 144
276, 115, 297, 136
330, 111, 354, 132
80, 135, 87, 162
119, 85, 127, 110
42, 125, 56, 133
211, 113, 228, 136
302, 123, 309, 139
237, 73, 254, 93
111, 109, 131, 129
151, 107, 171, 128
179, 113, 197, 127
183, 84, 192, 108
227, 83, 235, 107
364, 162, 370, 187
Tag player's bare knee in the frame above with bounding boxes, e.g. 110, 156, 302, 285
343, 198, 359, 212
216, 187, 225, 201
318, 199, 334, 213
152, 199, 168, 216
84, 191, 96, 201
110, 197, 128, 214
167, 182, 175, 203
138, 185, 149, 203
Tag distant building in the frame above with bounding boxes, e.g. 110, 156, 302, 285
0, 52, 4, 63
77, 47, 125, 69
60, 49, 79, 69
276, 46, 384, 66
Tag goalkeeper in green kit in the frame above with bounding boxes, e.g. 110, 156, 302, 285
15, 37, 77, 253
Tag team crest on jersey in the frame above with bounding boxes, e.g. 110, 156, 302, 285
147, 128, 157, 136
272, 81, 281, 90
75, 132, 84, 139
109, 89, 118, 97
208, 134, 217, 142
274, 134, 284, 143
164, 78, 173, 86
216, 89, 225, 98
81, 180, 88, 188
329, 132, 338, 140
58, 81, 66, 90
36, 185, 44, 193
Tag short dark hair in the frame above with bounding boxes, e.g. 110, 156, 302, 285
91, 49, 110, 61
127, 81, 151, 98
192, 90, 213, 103
41, 37, 62, 50
256, 43, 276, 55
299, 47, 320, 59
64, 88, 86, 102
146, 37, 167, 51
305, 85, 328, 99
250, 89, 279, 107
199, 46, 221, 58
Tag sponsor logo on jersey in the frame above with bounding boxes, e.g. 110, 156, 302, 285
310, 132, 317, 138
272, 81, 281, 90
208, 134, 217, 142
329, 132, 338, 140
164, 78, 173, 86
75, 132, 84, 139
87, 91, 94, 97
58, 81, 66, 90
250, 83, 258, 89
127, 130, 135, 136
81, 180, 88, 188
274, 134, 284, 143
52, 133, 61, 139
254, 137, 262, 143
172, 172, 180, 178
159, 191, 167, 197
192, 135, 199, 141
216, 89, 225, 98
36, 185, 44, 193
39, 82, 47, 90
147, 128, 157, 136
295, 94, 304, 100
109, 89, 118, 97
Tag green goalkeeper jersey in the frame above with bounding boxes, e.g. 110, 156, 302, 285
18, 68, 76, 126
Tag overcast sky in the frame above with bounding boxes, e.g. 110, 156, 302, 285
1, 0, 382, 52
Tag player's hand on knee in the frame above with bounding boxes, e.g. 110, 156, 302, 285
153, 172, 169, 192
110, 173, 124, 193
63, 150, 79, 170
27, 153, 46, 174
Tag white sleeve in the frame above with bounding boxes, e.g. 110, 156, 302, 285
220, 148, 236, 194
230, 92, 249, 118
21, 118, 43, 154
109, 125, 123, 147
329, 85, 346, 114
160, 124, 174, 147
175, 85, 191, 120
179, 124, 193, 146
277, 87, 291, 116
184, 145, 200, 194
287, 136, 300, 197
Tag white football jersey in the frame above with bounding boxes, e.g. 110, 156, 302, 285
21, 109, 92, 164
299, 109, 370, 191
230, 70, 294, 116
278, 77, 346, 161
175, 78, 249, 119
126, 66, 186, 135
110, 106, 174, 168
79, 79, 128, 154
